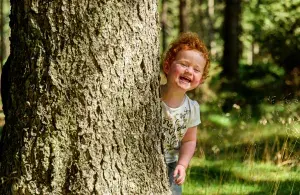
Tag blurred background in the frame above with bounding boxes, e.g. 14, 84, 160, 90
159, 0, 299, 194
1, 0, 299, 194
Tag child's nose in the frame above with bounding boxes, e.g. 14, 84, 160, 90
185, 66, 193, 74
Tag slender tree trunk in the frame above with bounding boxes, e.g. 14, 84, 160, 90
207, 0, 216, 57
179, 0, 188, 32
161, 0, 168, 53
197, 0, 204, 36
0, 1, 170, 194
222, 0, 241, 79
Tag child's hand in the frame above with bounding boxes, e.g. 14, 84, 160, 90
173, 164, 186, 185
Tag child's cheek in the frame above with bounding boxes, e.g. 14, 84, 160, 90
193, 77, 201, 85
174, 65, 185, 74
171, 67, 181, 77
175, 69, 182, 76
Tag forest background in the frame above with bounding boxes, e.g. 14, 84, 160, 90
1, 0, 299, 194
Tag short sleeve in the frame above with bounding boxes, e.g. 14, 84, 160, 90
188, 100, 201, 128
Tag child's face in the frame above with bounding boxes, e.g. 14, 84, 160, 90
164, 50, 206, 92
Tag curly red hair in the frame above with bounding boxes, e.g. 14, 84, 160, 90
163, 32, 210, 82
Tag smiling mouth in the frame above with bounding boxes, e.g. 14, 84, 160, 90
179, 76, 192, 83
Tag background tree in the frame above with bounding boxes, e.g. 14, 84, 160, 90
221, 0, 242, 79
161, 0, 168, 53
207, 0, 216, 57
179, 0, 188, 32
0, 1, 170, 194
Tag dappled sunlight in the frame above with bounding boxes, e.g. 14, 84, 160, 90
184, 158, 300, 194
221, 161, 300, 182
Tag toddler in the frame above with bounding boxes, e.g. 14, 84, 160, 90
161, 32, 210, 194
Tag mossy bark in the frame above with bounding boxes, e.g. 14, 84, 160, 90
0, 0, 170, 194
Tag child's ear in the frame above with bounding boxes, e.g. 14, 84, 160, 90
200, 77, 204, 84
163, 62, 170, 75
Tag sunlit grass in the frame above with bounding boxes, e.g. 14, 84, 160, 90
193, 159, 300, 182
197, 118, 299, 149
184, 99, 300, 195
184, 181, 261, 195
183, 158, 300, 195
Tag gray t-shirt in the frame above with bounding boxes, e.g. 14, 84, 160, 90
161, 95, 201, 164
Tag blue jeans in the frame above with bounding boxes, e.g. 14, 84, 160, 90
167, 162, 182, 195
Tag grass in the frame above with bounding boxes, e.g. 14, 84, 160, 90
183, 100, 300, 195
183, 158, 300, 195
184, 158, 300, 195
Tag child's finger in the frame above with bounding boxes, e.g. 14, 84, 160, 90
175, 176, 184, 185
176, 171, 183, 181
173, 167, 179, 178
175, 170, 184, 184
177, 179, 184, 185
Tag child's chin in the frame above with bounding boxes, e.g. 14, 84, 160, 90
182, 85, 198, 92
177, 83, 191, 91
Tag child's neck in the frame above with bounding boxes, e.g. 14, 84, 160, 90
161, 85, 186, 108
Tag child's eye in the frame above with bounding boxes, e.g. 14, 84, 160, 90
180, 63, 188, 67
194, 68, 200, 72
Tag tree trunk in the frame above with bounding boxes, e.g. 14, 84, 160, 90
207, 0, 216, 58
197, 0, 203, 36
179, 0, 188, 32
0, 1, 170, 194
222, 0, 241, 79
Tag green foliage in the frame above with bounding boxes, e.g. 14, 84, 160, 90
206, 60, 287, 119
243, 0, 300, 69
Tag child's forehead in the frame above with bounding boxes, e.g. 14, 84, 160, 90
174, 50, 204, 60
172, 49, 206, 67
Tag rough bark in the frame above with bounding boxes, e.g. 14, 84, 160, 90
0, 0, 170, 194
222, 0, 241, 79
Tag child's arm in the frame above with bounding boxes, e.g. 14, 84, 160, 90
173, 126, 197, 185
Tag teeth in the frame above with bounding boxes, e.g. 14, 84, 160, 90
180, 76, 191, 82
